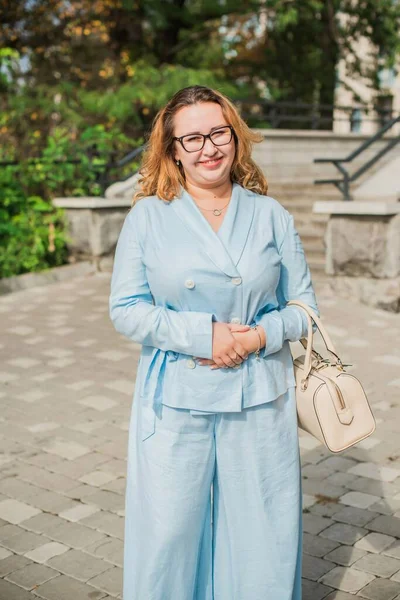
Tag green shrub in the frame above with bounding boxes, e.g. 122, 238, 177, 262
0, 188, 69, 279
0, 125, 141, 278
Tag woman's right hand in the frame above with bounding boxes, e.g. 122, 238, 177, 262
211, 322, 250, 368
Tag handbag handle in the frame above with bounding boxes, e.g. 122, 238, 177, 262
299, 308, 314, 381
287, 300, 343, 375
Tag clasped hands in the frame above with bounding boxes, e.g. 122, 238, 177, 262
195, 322, 266, 370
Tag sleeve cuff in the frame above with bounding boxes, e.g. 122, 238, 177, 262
183, 312, 215, 359
254, 311, 285, 357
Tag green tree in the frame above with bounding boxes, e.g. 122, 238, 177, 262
1, 0, 399, 138
227, 0, 400, 111
0, 0, 258, 87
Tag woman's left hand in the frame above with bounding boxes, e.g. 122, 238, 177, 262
196, 324, 266, 369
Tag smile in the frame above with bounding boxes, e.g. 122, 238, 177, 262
199, 157, 223, 167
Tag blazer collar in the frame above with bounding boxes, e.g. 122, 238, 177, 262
171, 182, 255, 278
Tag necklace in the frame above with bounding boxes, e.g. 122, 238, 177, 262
193, 194, 231, 216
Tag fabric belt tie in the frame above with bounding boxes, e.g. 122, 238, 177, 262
141, 348, 178, 415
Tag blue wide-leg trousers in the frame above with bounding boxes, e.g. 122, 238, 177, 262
123, 387, 302, 600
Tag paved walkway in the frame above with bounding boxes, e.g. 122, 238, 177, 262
0, 272, 400, 600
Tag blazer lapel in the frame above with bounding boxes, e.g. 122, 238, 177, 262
171, 182, 254, 278
218, 183, 255, 268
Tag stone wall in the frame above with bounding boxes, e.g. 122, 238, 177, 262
52, 198, 131, 271
325, 214, 400, 278
314, 202, 400, 312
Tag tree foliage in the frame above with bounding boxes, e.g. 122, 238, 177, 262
1, 0, 399, 117
0, 0, 399, 277
225, 0, 400, 105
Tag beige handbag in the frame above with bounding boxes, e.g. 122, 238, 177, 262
287, 299, 376, 453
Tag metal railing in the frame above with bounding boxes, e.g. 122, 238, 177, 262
0, 145, 145, 195
95, 145, 145, 193
236, 99, 397, 131
314, 116, 400, 200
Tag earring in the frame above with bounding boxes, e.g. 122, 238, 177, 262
176, 159, 181, 166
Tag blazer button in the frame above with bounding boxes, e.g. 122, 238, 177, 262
231, 277, 242, 286
185, 279, 195, 289
186, 358, 196, 369
230, 317, 241, 324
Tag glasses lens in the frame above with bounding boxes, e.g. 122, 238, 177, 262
210, 127, 232, 146
180, 126, 232, 152
181, 134, 205, 152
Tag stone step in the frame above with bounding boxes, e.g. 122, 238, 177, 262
270, 185, 335, 270
294, 217, 328, 234
298, 219, 328, 230
281, 195, 338, 207
304, 244, 326, 260
279, 200, 317, 213
269, 180, 341, 190
297, 229, 326, 247
307, 256, 327, 275
272, 188, 342, 200
294, 211, 328, 223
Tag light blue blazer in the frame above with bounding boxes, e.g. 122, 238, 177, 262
109, 181, 319, 419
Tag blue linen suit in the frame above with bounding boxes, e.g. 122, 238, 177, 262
109, 182, 319, 599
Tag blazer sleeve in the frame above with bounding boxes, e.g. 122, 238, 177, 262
253, 213, 319, 357
109, 204, 214, 359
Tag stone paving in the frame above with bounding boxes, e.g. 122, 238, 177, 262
0, 271, 400, 600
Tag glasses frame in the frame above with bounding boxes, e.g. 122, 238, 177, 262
173, 125, 235, 153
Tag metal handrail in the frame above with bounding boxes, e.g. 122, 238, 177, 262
314, 115, 400, 200
96, 145, 145, 192
236, 99, 397, 130
238, 98, 394, 113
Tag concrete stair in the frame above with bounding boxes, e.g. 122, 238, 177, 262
254, 128, 400, 279
267, 183, 341, 277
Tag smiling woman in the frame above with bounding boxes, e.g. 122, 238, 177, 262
110, 85, 320, 600
134, 85, 268, 205
172, 103, 238, 227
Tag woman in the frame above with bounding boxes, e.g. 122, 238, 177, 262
109, 85, 319, 600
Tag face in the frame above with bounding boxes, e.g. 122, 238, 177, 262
172, 102, 236, 189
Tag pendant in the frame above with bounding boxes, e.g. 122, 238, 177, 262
213, 209, 222, 216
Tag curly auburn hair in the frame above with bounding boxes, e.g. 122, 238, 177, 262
132, 85, 268, 205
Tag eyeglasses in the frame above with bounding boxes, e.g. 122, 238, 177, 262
173, 125, 235, 153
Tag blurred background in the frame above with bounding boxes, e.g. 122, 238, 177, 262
1, 0, 399, 287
